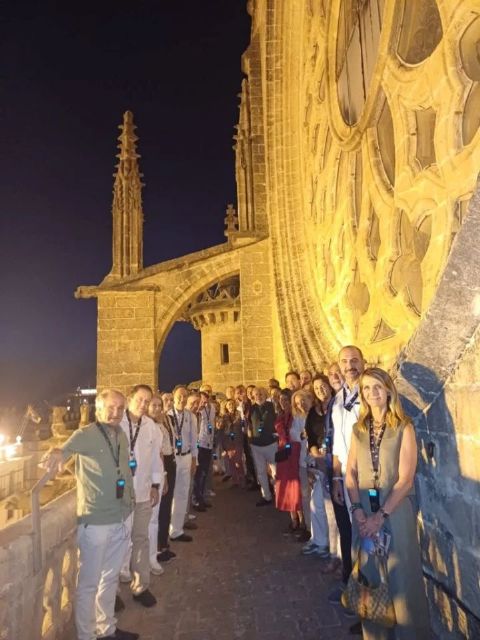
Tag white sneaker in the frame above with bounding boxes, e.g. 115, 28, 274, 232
187, 513, 196, 520
207, 490, 216, 497
150, 557, 164, 575
119, 570, 132, 583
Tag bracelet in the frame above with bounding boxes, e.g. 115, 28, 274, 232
332, 476, 343, 481
379, 507, 389, 519
349, 502, 363, 514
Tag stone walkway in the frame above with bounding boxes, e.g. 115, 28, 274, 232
115, 479, 356, 640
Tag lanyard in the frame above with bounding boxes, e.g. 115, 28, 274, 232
343, 387, 359, 412
172, 409, 185, 437
96, 422, 120, 472
203, 404, 211, 423
369, 420, 387, 487
126, 410, 141, 454
257, 404, 269, 423
325, 400, 334, 439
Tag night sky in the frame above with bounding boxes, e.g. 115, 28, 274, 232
0, 1, 251, 409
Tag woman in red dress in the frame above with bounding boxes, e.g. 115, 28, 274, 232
274, 389, 304, 532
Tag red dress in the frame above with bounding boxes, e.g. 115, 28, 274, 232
274, 412, 302, 512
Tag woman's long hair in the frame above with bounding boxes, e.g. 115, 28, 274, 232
291, 389, 313, 417
356, 367, 408, 432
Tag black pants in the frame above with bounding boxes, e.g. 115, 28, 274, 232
331, 490, 352, 584
158, 454, 176, 549
193, 446, 212, 505
243, 433, 257, 485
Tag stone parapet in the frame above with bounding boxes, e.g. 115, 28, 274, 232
0, 489, 77, 640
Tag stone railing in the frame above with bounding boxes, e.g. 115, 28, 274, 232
0, 486, 77, 640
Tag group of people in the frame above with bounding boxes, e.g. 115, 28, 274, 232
243, 347, 431, 639
44, 344, 431, 640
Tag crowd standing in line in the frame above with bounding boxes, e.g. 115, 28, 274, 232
43, 343, 430, 640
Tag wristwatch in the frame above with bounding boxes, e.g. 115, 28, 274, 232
379, 507, 389, 519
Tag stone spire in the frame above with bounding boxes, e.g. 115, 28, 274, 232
108, 110, 144, 280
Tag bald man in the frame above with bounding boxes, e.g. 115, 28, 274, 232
43, 389, 137, 640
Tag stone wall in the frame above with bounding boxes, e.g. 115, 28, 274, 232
0, 490, 77, 640
395, 182, 480, 638
238, 240, 276, 384
97, 290, 157, 394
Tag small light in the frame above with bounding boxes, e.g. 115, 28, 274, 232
5, 445, 16, 459
0, 434, 5, 445
16, 436, 22, 445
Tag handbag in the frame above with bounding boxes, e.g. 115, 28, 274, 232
275, 446, 291, 463
341, 548, 396, 628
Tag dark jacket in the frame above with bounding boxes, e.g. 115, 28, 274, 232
250, 401, 276, 447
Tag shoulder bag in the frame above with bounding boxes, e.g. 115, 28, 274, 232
341, 548, 396, 628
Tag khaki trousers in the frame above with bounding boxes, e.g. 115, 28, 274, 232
250, 442, 277, 500
126, 501, 152, 595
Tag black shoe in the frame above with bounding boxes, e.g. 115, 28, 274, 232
295, 528, 311, 543
114, 595, 125, 613
256, 497, 272, 506
203, 501, 212, 508
184, 520, 198, 530
97, 629, 140, 640
349, 621, 363, 635
221, 474, 232, 482
157, 549, 176, 563
282, 522, 300, 536
132, 588, 157, 608
193, 503, 206, 512
170, 533, 193, 542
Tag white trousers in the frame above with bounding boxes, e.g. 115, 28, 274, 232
310, 473, 330, 548
169, 453, 192, 538
325, 492, 341, 557
76, 520, 131, 640
300, 466, 311, 528
250, 443, 277, 500
148, 475, 164, 558
123, 501, 153, 594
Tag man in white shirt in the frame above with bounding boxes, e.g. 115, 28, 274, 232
119, 384, 163, 608
329, 346, 365, 612
193, 391, 216, 510
168, 386, 198, 542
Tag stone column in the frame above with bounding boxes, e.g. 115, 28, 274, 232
238, 240, 275, 385
97, 290, 157, 395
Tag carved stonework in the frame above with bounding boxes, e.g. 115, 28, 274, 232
107, 111, 144, 281
255, 0, 480, 370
